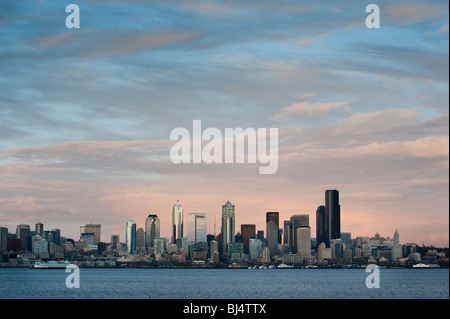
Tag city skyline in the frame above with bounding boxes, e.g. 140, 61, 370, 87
1, 194, 446, 249
0, 1, 448, 248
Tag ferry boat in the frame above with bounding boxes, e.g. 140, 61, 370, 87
33, 260, 71, 269
412, 263, 440, 268
277, 263, 294, 269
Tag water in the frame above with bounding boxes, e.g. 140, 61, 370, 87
0, 268, 448, 299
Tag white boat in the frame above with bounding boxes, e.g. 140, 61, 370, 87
412, 263, 440, 268
277, 263, 294, 269
33, 260, 71, 269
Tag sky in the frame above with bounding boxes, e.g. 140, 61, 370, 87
0, 0, 448, 247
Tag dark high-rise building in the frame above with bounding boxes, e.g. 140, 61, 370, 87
290, 214, 309, 253
145, 214, 160, 249
266, 212, 279, 257
283, 220, 292, 246
316, 205, 327, 248
257, 230, 264, 242
241, 224, 256, 254
325, 189, 340, 243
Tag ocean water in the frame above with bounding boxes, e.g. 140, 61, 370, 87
0, 268, 448, 299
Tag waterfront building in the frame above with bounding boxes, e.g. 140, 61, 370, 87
317, 242, 332, 260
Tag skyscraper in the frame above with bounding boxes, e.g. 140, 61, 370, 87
188, 213, 207, 244
172, 203, 183, 245
325, 189, 340, 243
221, 201, 235, 255
316, 205, 327, 248
126, 221, 136, 254
290, 214, 309, 253
266, 212, 279, 257
145, 214, 160, 250
241, 224, 256, 254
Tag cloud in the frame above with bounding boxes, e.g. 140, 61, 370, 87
274, 100, 351, 122
440, 23, 449, 33
297, 32, 334, 47
384, 3, 449, 24
32, 31, 196, 59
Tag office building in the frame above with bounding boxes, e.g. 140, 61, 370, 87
241, 224, 256, 254
145, 214, 160, 249
392, 229, 402, 261
221, 201, 235, 255
249, 238, 262, 260
44, 229, 61, 246
16, 224, 30, 250
136, 228, 145, 251
80, 223, 101, 245
126, 220, 137, 254
290, 214, 309, 253
296, 226, 311, 257
325, 189, 340, 242
283, 220, 292, 246
316, 205, 327, 248
188, 213, 207, 244
31, 235, 48, 254
172, 203, 184, 245
266, 212, 280, 257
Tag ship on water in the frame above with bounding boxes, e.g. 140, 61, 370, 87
33, 260, 71, 269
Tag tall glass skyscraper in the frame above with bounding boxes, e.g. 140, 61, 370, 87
221, 201, 235, 255
145, 214, 160, 250
172, 203, 183, 245
187, 213, 207, 244
325, 189, 340, 243
126, 220, 136, 254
